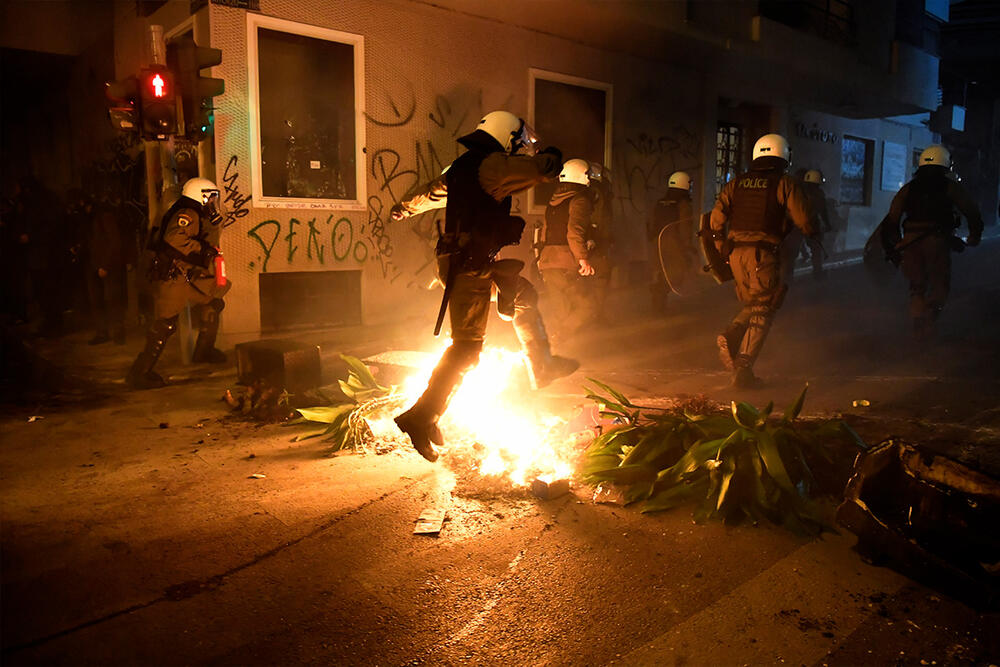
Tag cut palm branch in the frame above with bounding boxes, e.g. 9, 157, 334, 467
286, 355, 404, 453
581, 381, 867, 535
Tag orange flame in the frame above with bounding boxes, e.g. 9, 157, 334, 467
366, 345, 578, 486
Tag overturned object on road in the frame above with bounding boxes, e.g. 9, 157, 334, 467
235, 339, 322, 392
837, 439, 1000, 609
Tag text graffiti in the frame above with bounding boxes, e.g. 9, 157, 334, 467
247, 215, 388, 277
221, 155, 252, 228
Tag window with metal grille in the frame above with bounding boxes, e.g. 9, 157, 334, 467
716, 123, 743, 195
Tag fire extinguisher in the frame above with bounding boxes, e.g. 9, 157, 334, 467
214, 249, 226, 287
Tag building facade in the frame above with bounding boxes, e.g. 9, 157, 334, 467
109, 0, 965, 337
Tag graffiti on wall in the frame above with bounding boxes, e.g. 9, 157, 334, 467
616, 127, 700, 218
230, 79, 698, 278
220, 155, 252, 228
246, 215, 373, 273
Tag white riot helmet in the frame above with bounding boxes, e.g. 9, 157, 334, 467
918, 145, 951, 168
668, 171, 691, 191
476, 110, 538, 155
559, 158, 590, 186
182, 177, 224, 224
803, 169, 824, 184
752, 134, 790, 162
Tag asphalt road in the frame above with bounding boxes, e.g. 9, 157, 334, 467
2, 241, 999, 666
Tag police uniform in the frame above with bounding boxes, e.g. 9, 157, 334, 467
539, 181, 594, 337
801, 180, 831, 278
390, 124, 576, 460
710, 156, 814, 386
126, 193, 230, 389
885, 164, 983, 336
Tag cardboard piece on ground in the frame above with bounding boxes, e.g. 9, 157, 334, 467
531, 478, 571, 500
414, 508, 446, 535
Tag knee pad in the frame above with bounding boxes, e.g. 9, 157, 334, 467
210, 298, 225, 313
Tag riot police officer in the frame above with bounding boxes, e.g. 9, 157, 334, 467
648, 171, 695, 309
126, 177, 231, 389
884, 145, 983, 339
538, 158, 597, 339
709, 134, 814, 388
389, 110, 578, 462
801, 169, 831, 279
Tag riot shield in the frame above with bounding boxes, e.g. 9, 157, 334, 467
657, 220, 700, 296
697, 212, 733, 284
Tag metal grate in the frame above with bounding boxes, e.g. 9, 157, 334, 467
715, 123, 743, 196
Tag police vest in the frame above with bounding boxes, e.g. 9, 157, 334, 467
729, 169, 784, 235
443, 148, 513, 264
903, 169, 954, 229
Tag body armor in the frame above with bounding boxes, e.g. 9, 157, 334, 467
903, 170, 954, 231
729, 169, 784, 235
442, 149, 515, 267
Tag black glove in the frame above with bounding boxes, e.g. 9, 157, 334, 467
389, 203, 407, 221
194, 241, 219, 268
539, 146, 563, 164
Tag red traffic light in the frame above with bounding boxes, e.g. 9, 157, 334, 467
138, 66, 177, 139
150, 73, 166, 98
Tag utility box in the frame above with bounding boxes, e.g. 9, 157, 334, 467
235, 339, 322, 392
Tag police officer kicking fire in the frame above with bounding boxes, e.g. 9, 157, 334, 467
389, 111, 579, 462
883, 145, 983, 340
126, 178, 231, 389
709, 134, 815, 388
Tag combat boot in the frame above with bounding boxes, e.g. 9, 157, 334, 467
126, 316, 177, 390
192, 299, 227, 363
524, 341, 579, 390
394, 407, 444, 462
732, 366, 763, 389
716, 324, 745, 372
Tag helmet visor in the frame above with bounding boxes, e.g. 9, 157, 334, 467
512, 121, 539, 156
203, 189, 226, 225
587, 162, 604, 183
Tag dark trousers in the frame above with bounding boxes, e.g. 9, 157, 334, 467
410, 257, 549, 418
900, 233, 951, 324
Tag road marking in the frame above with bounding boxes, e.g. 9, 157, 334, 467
446, 550, 525, 643
618, 532, 909, 666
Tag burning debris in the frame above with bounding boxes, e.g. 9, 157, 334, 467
290, 349, 586, 490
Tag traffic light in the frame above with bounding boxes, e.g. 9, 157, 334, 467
139, 65, 178, 139
168, 35, 224, 142
105, 77, 139, 134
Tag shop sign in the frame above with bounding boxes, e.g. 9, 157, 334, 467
795, 123, 839, 144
